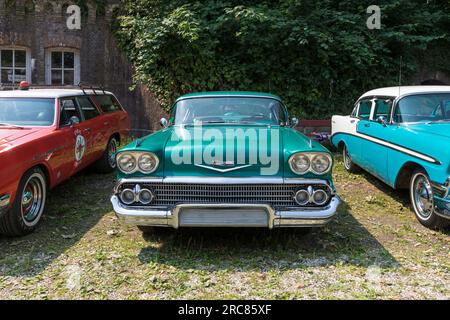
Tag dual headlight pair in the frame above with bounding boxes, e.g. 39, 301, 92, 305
117, 151, 331, 175
289, 152, 332, 175
116, 152, 159, 174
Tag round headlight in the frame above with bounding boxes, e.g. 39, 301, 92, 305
117, 153, 137, 173
294, 189, 310, 206
311, 154, 331, 174
138, 189, 154, 204
120, 188, 136, 205
312, 189, 328, 205
289, 153, 310, 174
138, 153, 159, 173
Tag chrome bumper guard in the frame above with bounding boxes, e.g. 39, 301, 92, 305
110, 195, 341, 228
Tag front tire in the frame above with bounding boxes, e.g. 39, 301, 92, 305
410, 169, 449, 229
0, 167, 47, 236
94, 136, 119, 173
342, 144, 360, 173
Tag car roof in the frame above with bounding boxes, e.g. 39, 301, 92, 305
0, 89, 114, 99
175, 91, 282, 102
360, 85, 450, 100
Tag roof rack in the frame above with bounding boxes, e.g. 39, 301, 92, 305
77, 82, 106, 95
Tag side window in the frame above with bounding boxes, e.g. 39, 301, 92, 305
357, 100, 372, 120
96, 94, 122, 113
445, 101, 450, 119
373, 98, 393, 121
60, 98, 81, 126
77, 96, 100, 120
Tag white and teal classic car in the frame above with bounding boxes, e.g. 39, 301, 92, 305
331, 86, 450, 229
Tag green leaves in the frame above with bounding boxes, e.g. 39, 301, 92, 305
114, 0, 450, 118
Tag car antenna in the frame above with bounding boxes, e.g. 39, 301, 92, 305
398, 56, 403, 96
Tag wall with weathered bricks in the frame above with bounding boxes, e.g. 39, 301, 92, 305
0, 0, 167, 131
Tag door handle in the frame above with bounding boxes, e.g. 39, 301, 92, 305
84, 128, 91, 132
364, 123, 370, 127
350, 120, 356, 124
104, 122, 109, 126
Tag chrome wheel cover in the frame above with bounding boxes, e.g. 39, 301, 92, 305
412, 173, 434, 220
21, 173, 46, 227
343, 146, 351, 170
108, 139, 118, 168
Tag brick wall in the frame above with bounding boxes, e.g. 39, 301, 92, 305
0, 0, 167, 131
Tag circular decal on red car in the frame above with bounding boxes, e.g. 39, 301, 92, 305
75, 134, 86, 162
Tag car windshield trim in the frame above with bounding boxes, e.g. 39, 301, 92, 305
172, 96, 288, 126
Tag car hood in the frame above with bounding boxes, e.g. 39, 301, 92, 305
404, 122, 450, 139
0, 128, 45, 153
121, 125, 330, 178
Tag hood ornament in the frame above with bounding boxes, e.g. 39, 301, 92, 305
195, 160, 252, 173
212, 160, 234, 166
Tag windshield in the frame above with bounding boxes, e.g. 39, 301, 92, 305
394, 93, 450, 123
172, 97, 287, 125
0, 98, 55, 127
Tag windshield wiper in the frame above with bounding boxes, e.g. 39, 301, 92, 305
427, 119, 450, 124
0, 123, 25, 129
200, 120, 227, 124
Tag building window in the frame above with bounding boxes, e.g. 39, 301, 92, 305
0, 48, 31, 84
45, 49, 80, 85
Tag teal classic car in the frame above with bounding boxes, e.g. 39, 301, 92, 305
332, 86, 450, 229
111, 92, 341, 231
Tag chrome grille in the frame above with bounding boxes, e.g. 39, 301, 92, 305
117, 182, 332, 208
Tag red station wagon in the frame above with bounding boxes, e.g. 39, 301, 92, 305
0, 86, 130, 236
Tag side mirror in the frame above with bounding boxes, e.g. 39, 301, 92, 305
160, 117, 169, 128
376, 116, 387, 126
69, 116, 80, 126
290, 117, 299, 128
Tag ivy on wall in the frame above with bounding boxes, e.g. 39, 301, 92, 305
114, 0, 450, 118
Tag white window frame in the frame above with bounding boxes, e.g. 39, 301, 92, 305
45, 48, 80, 85
0, 46, 32, 84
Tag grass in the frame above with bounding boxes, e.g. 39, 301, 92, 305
0, 157, 449, 299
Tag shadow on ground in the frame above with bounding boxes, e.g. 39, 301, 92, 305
138, 200, 401, 271
357, 170, 449, 235
0, 169, 114, 277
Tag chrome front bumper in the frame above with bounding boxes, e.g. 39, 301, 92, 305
110, 195, 341, 228
435, 197, 450, 219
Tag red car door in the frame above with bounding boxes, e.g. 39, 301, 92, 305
58, 97, 94, 174
91, 93, 129, 148
75, 95, 105, 160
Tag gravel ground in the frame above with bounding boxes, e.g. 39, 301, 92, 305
0, 157, 448, 299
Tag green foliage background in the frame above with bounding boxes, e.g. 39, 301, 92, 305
114, 0, 450, 118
